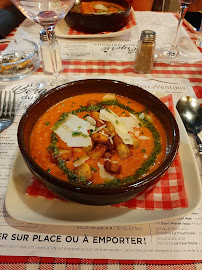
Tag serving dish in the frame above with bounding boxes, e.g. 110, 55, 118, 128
17, 79, 179, 206
0, 39, 40, 81
64, 0, 131, 33
55, 8, 136, 38
5, 110, 201, 225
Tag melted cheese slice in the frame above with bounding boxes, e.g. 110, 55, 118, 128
97, 162, 115, 181
138, 135, 150, 140
102, 93, 116, 101
99, 109, 140, 145
55, 114, 95, 147
73, 155, 89, 167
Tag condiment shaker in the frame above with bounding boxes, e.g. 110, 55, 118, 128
39, 29, 63, 74
133, 30, 156, 74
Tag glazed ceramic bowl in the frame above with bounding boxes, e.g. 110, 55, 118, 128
0, 39, 40, 81
64, 0, 131, 33
17, 79, 179, 206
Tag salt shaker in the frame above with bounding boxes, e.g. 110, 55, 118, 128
133, 30, 156, 74
39, 29, 63, 74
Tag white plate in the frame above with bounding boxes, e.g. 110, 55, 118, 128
55, 9, 136, 39
5, 111, 202, 226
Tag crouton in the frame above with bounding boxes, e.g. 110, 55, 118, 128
106, 140, 115, 151
103, 127, 111, 136
91, 132, 108, 144
106, 121, 116, 136
57, 149, 73, 160
48, 150, 57, 164
132, 137, 140, 149
88, 143, 107, 160
83, 142, 94, 153
103, 151, 113, 159
74, 162, 93, 181
104, 160, 121, 174
49, 148, 72, 163
91, 111, 100, 121
91, 111, 104, 127
113, 135, 131, 160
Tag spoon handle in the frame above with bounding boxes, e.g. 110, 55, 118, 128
194, 133, 202, 154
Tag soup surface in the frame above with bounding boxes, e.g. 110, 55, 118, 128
30, 93, 167, 187
72, 1, 125, 14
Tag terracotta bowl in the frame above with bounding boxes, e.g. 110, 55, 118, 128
64, 0, 131, 33
17, 79, 179, 206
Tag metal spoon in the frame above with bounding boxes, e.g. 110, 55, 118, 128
176, 96, 202, 154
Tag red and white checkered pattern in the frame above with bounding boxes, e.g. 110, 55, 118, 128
1, 13, 201, 269
0, 257, 202, 269
114, 153, 187, 210
26, 95, 188, 210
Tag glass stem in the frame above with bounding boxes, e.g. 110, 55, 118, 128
45, 26, 59, 79
170, 3, 188, 55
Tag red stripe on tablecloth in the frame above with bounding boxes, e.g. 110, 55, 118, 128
61, 60, 202, 67
0, 256, 30, 263
59, 61, 202, 77
193, 86, 202, 98
26, 178, 58, 199
152, 70, 202, 75
61, 68, 202, 78
189, 78, 202, 83
0, 256, 202, 265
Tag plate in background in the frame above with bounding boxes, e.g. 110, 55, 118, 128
55, 8, 136, 39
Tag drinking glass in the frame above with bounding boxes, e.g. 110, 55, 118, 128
156, 0, 193, 64
10, 0, 76, 87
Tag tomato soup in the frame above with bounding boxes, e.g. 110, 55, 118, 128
72, 1, 125, 14
30, 93, 167, 187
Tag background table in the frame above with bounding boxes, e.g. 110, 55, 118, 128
0, 12, 202, 270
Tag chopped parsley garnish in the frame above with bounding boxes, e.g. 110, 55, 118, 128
142, 148, 146, 153
89, 129, 94, 136
72, 131, 88, 138
73, 157, 80, 162
83, 114, 89, 118
91, 167, 97, 172
106, 108, 111, 113
45, 121, 50, 126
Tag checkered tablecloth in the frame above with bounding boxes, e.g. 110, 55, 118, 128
0, 257, 202, 269
1, 12, 202, 270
